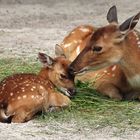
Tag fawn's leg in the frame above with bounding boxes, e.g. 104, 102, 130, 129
11, 107, 31, 123
11, 103, 43, 123
46, 92, 71, 112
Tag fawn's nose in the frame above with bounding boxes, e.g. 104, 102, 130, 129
68, 88, 76, 96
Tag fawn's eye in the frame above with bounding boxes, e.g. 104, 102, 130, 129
60, 74, 68, 79
92, 46, 102, 52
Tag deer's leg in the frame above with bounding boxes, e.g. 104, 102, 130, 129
11, 105, 41, 123
97, 83, 122, 100
11, 107, 29, 123
47, 92, 71, 112
11, 109, 38, 123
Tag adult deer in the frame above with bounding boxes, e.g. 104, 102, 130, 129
55, 25, 94, 62
56, 6, 126, 100
0, 53, 75, 123
69, 6, 140, 100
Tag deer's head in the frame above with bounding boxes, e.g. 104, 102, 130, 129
69, 6, 140, 75
38, 53, 75, 97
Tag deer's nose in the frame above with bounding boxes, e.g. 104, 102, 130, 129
68, 88, 76, 96
68, 66, 76, 76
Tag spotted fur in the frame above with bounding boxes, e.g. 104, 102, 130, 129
0, 53, 75, 123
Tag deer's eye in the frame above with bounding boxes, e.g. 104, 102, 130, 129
93, 46, 102, 52
60, 74, 68, 79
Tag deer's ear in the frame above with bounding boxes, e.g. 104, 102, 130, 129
38, 52, 55, 68
119, 12, 140, 34
107, 5, 118, 24
55, 44, 66, 57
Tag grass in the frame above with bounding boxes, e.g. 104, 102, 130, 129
0, 59, 140, 131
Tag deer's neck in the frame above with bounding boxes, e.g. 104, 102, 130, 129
38, 68, 49, 79
38, 68, 54, 89
119, 30, 140, 88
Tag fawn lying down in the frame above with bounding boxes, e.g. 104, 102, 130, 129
0, 52, 75, 123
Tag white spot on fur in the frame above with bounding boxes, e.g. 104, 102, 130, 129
76, 46, 81, 56
104, 70, 107, 73
17, 96, 21, 100
31, 95, 34, 98
32, 86, 36, 89
40, 86, 44, 89
41, 93, 44, 96
64, 43, 71, 48
23, 95, 27, 99
112, 74, 115, 77
94, 73, 98, 77
73, 40, 78, 44
112, 65, 117, 71
133, 31, 140, 48
2, 86, 5, 90
10, 93, 13, 96
26, 84, 29, 86
31, 88, 34, 91
79, 27, 90, 32
71, 31, 75, 34
133, 31, 139, 40
21, 88, 25, 92
2, 83, 6, 87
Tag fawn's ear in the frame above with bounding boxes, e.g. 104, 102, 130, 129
55, 44, 66, 57
119, 12, 140, 34
107, 5, 118, 24
38, 52, 55, 68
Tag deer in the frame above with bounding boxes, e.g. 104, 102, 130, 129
55, 25, 94, 62
69, 6, 140, 100
0, 52, 75, 123
55, 6, 127, 100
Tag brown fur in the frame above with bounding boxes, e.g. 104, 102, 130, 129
69, 11, 140, 100
57, 24, 126, 100
59, 25, 94, 61
0, 54, 74, 123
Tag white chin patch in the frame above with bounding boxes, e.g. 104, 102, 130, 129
0, 109, 10, 120
60, 87, 71, 97
74, 63, 111, 75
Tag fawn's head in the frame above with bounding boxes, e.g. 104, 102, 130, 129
38, 53, 75, 97
69, 6, 140, 75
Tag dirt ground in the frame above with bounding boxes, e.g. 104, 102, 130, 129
0, 0, 140, 139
